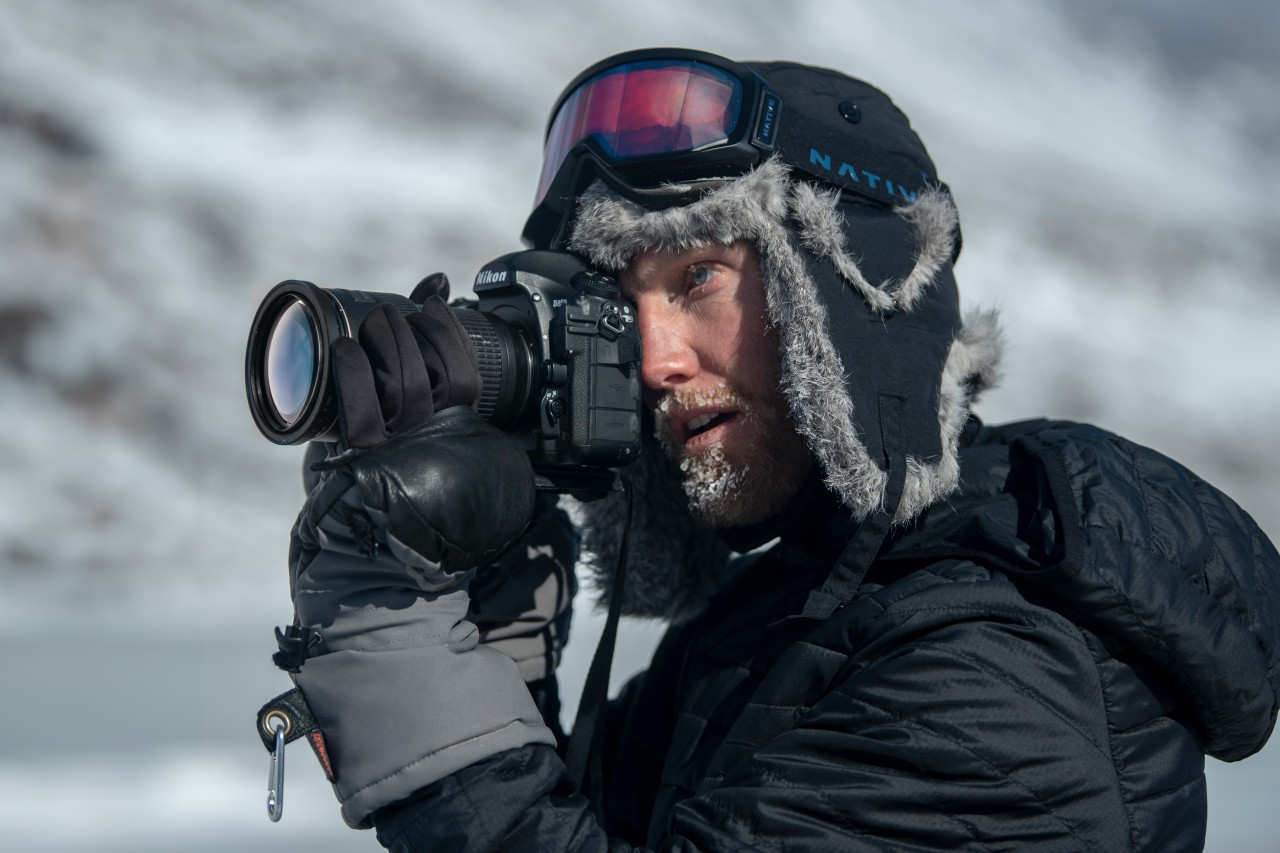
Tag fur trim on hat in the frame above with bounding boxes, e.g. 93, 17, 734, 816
567, 159, 1003, 619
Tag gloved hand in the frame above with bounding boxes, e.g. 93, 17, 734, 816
409, 274, 579, 686
284, 290, 555, 828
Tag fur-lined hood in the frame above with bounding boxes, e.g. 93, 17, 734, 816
567, 159, 1003, 621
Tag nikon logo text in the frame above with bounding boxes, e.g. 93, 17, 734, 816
475, 269, 508, 286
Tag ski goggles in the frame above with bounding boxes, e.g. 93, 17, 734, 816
523, 49, 782, 249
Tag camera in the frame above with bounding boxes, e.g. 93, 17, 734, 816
245, 250, 643, 493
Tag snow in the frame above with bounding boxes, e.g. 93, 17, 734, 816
1, 1, 1276, 850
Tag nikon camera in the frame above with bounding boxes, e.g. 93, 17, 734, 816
245, 250, 643, 493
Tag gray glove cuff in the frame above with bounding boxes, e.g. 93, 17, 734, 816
292, 553, 556, 828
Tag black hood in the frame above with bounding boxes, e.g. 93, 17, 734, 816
878, 419, 1280, 763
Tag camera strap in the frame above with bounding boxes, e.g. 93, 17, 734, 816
564, 479, 633, 821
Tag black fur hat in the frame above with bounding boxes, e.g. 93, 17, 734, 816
558, 60, 1004, 620
748, 60, 949, 212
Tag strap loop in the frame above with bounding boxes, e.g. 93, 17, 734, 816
256, 687, 337, 783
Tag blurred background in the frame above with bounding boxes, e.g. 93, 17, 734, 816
1, 1, 1276, 850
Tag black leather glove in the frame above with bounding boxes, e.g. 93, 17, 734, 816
282, 291, 554, 828
332, 278, 479, 450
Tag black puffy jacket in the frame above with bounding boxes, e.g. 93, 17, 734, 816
374, 418, 1280, 852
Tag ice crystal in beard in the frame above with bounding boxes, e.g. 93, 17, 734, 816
678, 445, 748, 524
654, 386, 762, 527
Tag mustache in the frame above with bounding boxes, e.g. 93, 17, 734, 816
653, 385, 755, 455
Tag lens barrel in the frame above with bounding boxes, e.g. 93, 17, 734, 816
451, 308, 533, 429
245, 281, 533, 445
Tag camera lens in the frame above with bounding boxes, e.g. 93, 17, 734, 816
246, 280, 536, 445
265, 298, 318, 427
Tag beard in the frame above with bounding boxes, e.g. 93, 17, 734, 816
654, 383, 812, 529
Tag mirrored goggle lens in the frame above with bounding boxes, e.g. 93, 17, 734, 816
266, 298, 317, 427
535, 60, 745, 204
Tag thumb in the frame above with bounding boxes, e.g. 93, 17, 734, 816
410, 272, 451, 304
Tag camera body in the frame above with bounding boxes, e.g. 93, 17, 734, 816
461, 251, 642, 473
244, 250, 643, 493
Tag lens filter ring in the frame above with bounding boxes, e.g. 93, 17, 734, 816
245, 280, 342, 445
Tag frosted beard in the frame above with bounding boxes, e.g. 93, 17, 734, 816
654, 384, 812, 529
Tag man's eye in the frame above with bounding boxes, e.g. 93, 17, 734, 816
688, 265, 714, 288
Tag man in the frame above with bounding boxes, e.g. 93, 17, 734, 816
266, 50, 1280, 851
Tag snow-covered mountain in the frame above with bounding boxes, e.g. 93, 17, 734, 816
1, 2, 1276, 850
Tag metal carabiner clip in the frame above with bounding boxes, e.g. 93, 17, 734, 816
265, 711, 290, 822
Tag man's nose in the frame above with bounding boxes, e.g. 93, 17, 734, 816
637, 310, 697, 392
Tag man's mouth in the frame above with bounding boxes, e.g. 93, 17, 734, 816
686, 411, 735, 437
654, 388, 752, 456
681, 410, 741, 448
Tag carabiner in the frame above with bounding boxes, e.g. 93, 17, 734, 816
265, 711, 289, 822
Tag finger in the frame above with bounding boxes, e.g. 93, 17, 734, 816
331, 336, 386, 449
406, 297, 481, 411
357, 304, 436, 432
409, 271, 451, 304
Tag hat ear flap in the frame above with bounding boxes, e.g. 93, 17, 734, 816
770, 181, 1000, 522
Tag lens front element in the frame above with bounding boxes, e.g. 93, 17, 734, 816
266, 298, 318, 427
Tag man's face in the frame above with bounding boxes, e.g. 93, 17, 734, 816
619, 240, 812, 527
